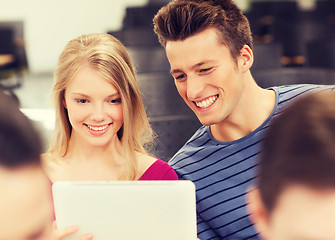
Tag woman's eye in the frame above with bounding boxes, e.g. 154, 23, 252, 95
110, 98, 121, 104
76, 99, 87, 103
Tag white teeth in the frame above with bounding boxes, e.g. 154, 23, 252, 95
87, 124, 109, 131
195, 95, 218, 108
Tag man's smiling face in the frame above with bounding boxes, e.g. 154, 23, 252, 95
166, 27, 245, 126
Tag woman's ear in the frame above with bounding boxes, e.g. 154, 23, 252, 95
246, 186, 270, 239
238, 45, 254, 72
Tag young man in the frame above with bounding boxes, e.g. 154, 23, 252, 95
247, 91, 335, 240
0, 89, 53, 240
153, 0, 335, 239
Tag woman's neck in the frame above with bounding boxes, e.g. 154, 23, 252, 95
50, 134, 126, 181
66, 133, 124, 164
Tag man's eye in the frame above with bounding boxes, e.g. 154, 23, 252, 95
175, 74, 186, 80
110, 98, 121, 104
76, 99, 87, 103
200, 67, 212, 73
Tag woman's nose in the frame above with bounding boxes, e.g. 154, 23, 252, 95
90, 103, 106, 122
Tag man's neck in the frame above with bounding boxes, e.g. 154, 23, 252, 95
210, 80, 276, 142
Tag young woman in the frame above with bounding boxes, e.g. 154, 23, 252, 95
43, 33, 177, 182
42, 33, 178, 239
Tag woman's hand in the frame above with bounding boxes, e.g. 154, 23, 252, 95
51, 221, 93, 240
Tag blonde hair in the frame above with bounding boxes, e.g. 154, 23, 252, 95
48, 33, 154, 180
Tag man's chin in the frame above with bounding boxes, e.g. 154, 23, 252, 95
197, 118, 215, 126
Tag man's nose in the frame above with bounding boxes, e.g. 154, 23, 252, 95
187, 75, 205, 100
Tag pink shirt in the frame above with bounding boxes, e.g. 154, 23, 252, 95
138, 159, 178, 180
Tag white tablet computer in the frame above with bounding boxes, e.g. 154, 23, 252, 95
52, 181, 197, 240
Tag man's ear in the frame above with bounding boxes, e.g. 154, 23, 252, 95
246, 186, 270, 239
238, 45, 254, 72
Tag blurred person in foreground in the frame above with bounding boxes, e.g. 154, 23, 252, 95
248, 90, 335, 240
0, 89, 52, 240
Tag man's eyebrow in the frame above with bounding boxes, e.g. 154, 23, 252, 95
170, 68, 183, 75
170, 61, 216, 74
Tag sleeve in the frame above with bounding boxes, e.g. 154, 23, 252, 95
139, 158, 179, 180
161, 166, 179, 180
155, 158, 179, 180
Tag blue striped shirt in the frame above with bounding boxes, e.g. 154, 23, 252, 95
169, 84, 335, 240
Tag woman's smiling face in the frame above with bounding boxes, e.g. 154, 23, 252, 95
63, 64, 124, 147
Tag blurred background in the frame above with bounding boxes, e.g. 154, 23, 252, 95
1, 0, 335, 160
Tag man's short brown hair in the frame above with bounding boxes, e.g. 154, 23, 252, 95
153, 0, 253, 60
